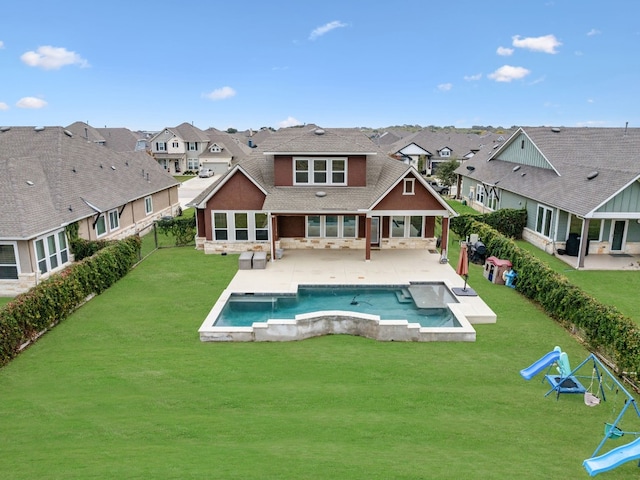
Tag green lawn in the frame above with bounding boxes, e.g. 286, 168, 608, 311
1, 240, 638, 478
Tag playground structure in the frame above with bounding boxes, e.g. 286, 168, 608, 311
521, 347, 640, 476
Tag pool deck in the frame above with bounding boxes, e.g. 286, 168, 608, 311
199, 249, 497, 342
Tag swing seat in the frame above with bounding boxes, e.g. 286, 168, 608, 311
585, 392, 601, 407
605, 423, 625, 439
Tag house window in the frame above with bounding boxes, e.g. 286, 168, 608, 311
343, 215, 357, 238
156, 142, 166, 152
109, 209, 120, 231
95, 214, 107, 237
536, 205, 553, 238
214, 213, 228, 240
475, 184, 485, 204
486, 188, 498, 210
172, 142, 179, 149
440, 149, 450, 157
34, 230, 69, 274
188, 142, 198, 151
234, 213, 249, 240
294, 157, 347, 185
213, 212, 270, 242
255, 213, 269, 241
145, 196, 153, 215
403, 178, 415, 195
391, 216, 424, 238
0, 243, 18, 279
305, 215, 356, 238
187, 158, 199, 170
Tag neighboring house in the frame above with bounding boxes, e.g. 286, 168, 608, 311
0, 126, 180, 296
201, 127, 252, 174
189, 126, 456, 261
66, 121, 145, 153
455, 126, 640, 268
390, 129, 509, 175
148, 122, 210, 174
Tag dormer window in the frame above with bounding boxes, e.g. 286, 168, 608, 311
210, 143, 222, 153
294, 157, 347, 185
440, 148, 451, 157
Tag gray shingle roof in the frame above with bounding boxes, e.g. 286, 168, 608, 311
191, 126, 415, 212
0, 126, 178, 240
456, 126, 640, 217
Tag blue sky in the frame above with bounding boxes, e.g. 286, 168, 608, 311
1, 0, 639, 131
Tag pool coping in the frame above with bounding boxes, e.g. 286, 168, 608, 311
198, 249, 497, 342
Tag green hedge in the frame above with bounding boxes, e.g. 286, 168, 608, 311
0, 236, 141, 367
451, 216, 640, 375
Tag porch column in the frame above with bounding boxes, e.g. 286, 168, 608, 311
578, 218, 590, 269
441, 217, 449, 258
365, 216, 371, 261
270, 214, 277, 262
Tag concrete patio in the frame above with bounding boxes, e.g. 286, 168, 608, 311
199, 249, 498, 342
554, 252, 640, 271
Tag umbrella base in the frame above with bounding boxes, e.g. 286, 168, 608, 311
451, 287, 477, 296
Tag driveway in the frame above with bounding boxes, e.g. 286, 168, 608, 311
178, 175, 219, 209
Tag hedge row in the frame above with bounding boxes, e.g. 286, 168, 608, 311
0, 236, 141, 367
451, 215, 640, 375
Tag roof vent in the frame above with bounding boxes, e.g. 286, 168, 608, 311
551, 127, 561, 133
34, 126, 45, 132
466, 165, 475, 171
315, 191, 327, 197
513, 165, 521, 172
26, 180, 34, 186
111, 165, 116, 170
587, 171, 599, 180
0, 126, 10, 132
314, 128, 325, 135
63, 129, 73, 137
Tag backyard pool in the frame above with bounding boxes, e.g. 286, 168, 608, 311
215, 283, 460, 328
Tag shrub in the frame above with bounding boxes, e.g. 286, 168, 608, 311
0, 236, 141, 367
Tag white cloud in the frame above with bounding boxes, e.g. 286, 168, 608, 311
278, 116, 301, 128
309, 21, 347, 40
587, 29, 601, 36
587, 98, 595, 103
488, 65, 531, 82
497, 46, 514, 56
437, 83, 452, 92
16, 97, 47, 109
464, 73, 482, 81
0, 41, 4, 49
203, 86, 236, 101
21, 45, 89, 70
512, 34, 561, 54
0, 102, 9, 110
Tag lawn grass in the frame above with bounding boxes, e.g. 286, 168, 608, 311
1, 242, 638, 479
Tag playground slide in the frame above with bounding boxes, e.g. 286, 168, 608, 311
520, 350, 561, 380
583, 437, 640, 476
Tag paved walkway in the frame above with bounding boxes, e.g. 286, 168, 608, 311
177, 175, 220, 209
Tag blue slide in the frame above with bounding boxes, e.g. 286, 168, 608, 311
520, 349, 561, 380
583, 437, 640, 476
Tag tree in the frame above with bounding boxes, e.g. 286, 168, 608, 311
435, 158, 460, 186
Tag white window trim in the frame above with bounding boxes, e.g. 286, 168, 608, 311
95, 213, 108, 238
535, 204, 554, 238
108, 209, 120, 231
390, 216, 424, 238
211, 211, 270, 242
475, 184, 485, 204
403, 178, 415, 195
305, 215, 358, 238
0, 241, 20, 278
34, 229, 70, 274
144, 196, 153, 216
293, 157, 347, 186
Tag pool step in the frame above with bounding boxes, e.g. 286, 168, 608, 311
395, 288, 413, 304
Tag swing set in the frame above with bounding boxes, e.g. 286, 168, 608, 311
522, 350, 640, 475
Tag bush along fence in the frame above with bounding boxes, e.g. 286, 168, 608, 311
0, 236, 141, 367
451, 213, 640, 378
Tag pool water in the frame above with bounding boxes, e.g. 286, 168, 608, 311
214, 284, 460, 328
